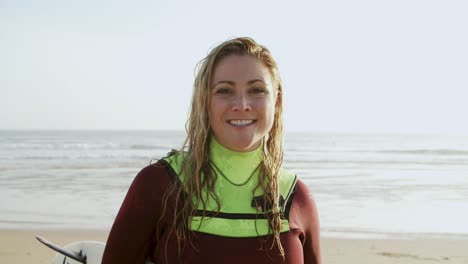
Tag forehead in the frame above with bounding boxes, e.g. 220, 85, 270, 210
212, 55, 272, 83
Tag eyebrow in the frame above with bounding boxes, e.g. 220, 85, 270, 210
212, 79, 265, 88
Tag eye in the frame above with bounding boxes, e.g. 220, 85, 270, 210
249, 87, 266, 94
214, 87, 232, 95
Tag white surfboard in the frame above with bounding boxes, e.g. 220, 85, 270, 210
36, 236, 155, 264
36, 236, 105, 264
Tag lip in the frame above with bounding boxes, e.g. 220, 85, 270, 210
227, 119, 257, 126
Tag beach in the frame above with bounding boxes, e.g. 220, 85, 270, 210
0, 229, 108, 264
2, 130, 468, 263
2, 229, 468, 264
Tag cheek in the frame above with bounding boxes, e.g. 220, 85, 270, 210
209, 101, 223, 126
209, 100, 218, 113
262, 98, 276, 117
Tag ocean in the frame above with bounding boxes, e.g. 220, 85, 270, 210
1, 130, 467, 239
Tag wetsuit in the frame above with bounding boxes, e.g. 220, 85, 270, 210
102, 138, 321, 263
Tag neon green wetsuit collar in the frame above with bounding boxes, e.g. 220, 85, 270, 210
162, 137, 296, 237
209, 137, 262, 186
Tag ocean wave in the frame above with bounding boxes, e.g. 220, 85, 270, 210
284, 148, 468, 155
129, 144, 169, 150
0, 143, 121, 150
4, 154, 153, 160
376, 149, 468, 155
285, 158, 468, 166
1, 143, 172, 151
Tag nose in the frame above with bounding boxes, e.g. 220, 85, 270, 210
232, 94, 251, 112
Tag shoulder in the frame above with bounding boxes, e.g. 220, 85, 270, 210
130, 160, 176, 193
288, 178, 320, 231
136, 160, 172, 178
292, 179, 317, 210
290, 179, 322, 262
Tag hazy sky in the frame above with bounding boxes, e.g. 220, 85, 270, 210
2, 0, 467, 134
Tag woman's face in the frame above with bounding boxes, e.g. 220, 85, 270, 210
209, 55, 277, 152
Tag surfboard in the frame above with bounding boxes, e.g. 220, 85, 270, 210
36, 236, 105, 264
36, 236, 156, 264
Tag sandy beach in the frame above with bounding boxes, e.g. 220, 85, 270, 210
1, 229, 467, 264
0, 229, 108, 264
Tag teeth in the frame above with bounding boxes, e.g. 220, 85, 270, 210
229, 120, 254, 126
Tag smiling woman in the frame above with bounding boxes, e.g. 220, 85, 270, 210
102, 37, 321, 264
209, 55, 277, 152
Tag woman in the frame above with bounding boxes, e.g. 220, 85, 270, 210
102, 37, 321, 264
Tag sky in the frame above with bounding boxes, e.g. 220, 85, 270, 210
1, 0, 467, 134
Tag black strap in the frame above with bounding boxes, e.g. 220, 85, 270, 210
283, 183, 298, 221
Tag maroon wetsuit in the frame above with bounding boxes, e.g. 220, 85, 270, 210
102, 161, 321, 264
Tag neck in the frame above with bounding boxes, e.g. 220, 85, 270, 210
209, 136, 262, 185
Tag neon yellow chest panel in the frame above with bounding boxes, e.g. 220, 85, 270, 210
162, 139, 297, 238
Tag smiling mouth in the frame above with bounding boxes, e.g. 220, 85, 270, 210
228, 119, 256, 126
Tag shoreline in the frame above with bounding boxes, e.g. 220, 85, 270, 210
2, 229, 468, 264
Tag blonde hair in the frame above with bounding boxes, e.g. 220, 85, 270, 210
160, 37, 285, 258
